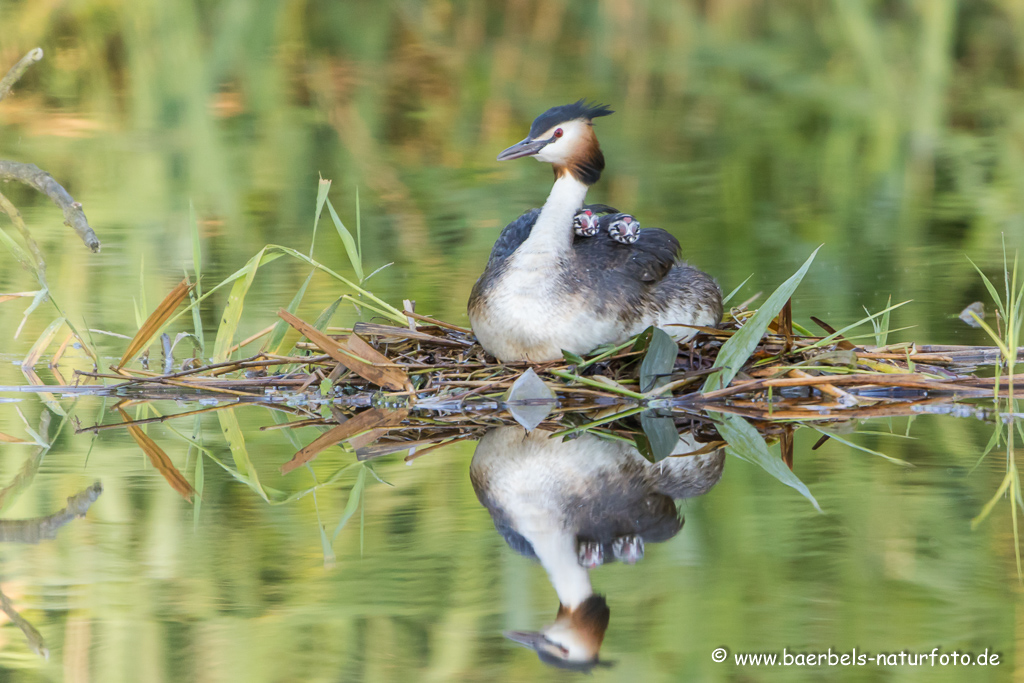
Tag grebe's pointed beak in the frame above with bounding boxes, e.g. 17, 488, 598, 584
504, 630, 552, 651
497, 136, 551, 161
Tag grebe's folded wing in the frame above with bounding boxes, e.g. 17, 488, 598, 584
576, 228, 680, 283
627, 228, 680, 282
487, 208, 540, 267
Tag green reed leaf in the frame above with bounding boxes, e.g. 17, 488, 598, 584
326, 197, 363, 283
703, 247, 821, 393
637, 411, 678, 463
639, 327, 676, 393
716, 412, 821, 512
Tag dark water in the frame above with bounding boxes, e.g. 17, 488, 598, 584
0, 1, 1022, 680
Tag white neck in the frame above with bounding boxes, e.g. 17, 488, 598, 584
520, 174, 589, 254
529, 531, 593, 609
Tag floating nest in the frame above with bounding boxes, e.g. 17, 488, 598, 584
71, 290, 1022, 471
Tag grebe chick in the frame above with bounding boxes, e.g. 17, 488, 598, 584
576, 533, 643, 568
572, 203, 618, 237
602, 212, 640, 244
574, 206, 641, 244
468, 100, 722, 362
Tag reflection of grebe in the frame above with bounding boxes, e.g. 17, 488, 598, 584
470, 426, 724, 670
467, 100, 722, 362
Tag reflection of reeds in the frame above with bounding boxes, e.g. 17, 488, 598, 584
966, 247, 1024, 576
0, 407, 100, 661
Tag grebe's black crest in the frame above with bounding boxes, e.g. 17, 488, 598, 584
529, 100, 614, 138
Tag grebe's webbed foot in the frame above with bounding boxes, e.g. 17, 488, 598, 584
577, 539, 605, 568
573, 209, 600, 237
605, 213, 640, 244
612, 535, 644, 564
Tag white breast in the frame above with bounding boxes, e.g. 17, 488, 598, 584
470, 251, 630, 362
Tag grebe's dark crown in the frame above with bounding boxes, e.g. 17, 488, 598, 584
529, 100, 614, 138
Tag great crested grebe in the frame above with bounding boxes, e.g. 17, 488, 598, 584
468, 100, 723, 363
471, 426, 725, 670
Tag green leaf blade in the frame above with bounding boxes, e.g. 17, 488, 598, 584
716, 412, 822, 512
640, 327, 677, 393
212, 248, 275, 363
311, 178, 332, 257
637, 411, 678, 463
332, 466, 368, 543
703, 246, 821, 393
326, 198, 363, 283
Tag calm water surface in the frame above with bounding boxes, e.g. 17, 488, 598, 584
0, 1, 1022, 680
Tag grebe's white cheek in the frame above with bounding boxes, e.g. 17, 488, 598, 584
536, 140, 568, 164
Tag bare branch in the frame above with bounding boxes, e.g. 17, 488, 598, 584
0, 49, 101, 252
0, 161, 101, 252
0, 48, 43, 104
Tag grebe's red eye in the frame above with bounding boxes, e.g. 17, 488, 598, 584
554, 128, 563, 138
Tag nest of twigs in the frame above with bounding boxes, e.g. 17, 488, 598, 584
72, 296, 1022, 472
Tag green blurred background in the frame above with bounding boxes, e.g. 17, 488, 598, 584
0, 0, 1022, 680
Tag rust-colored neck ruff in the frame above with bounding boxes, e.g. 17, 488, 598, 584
553, 126, 605, 186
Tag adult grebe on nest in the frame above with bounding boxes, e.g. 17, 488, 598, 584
468, 101, 722, 362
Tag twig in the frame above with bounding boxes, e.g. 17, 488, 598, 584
698, 373, 958, 401
787, 369, 858, 405
404, 433, 476, 462
260, 417, 328, 432
401, 310, 472, 334
0, 48, 43, 104
0, 49, 100, 252
74, 402, 239, 434
0, 161, 100, 252
0, 584, 48, 660
225, 324, 275, 356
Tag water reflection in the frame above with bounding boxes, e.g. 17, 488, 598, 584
0, 481, 102, 661
0, 482, 102, 544
470, 425, 723, 670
